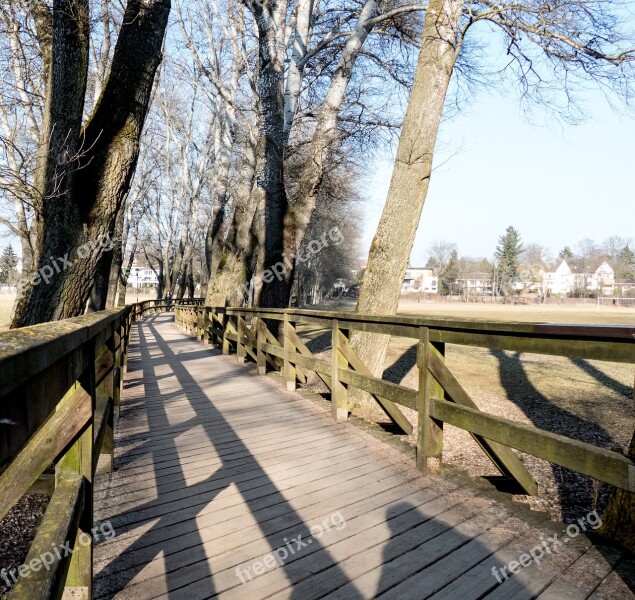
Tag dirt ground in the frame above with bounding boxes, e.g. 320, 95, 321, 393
299, 298, 634, 525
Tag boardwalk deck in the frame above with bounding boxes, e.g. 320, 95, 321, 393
93, 314, 634, 600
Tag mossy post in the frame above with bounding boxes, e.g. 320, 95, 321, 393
417, 327, 443, 474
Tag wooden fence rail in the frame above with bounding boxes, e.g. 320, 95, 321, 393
176, 305, 635, 499
0, 300, 165, 600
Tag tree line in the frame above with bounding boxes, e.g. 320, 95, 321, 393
425, 231, 635, 298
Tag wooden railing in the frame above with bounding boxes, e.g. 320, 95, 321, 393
0, 299, 163, 599
176, 305, 635, 498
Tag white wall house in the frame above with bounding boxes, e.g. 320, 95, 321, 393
128, 259, 160, 289
402, 267, 438, 294
542, 260, 615, 296
456, 273, 493, 295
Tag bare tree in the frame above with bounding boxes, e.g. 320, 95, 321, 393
426, 239, 457, 272
352, 0, 635, 402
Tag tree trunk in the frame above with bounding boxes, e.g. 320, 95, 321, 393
10, 0, 90, 327
11, 0, 171, 327
249, 0, 291, 311
205, 130, 258, 306
105, 206, 126, 307
599, 422, 634, 551
350, 0, 463, 409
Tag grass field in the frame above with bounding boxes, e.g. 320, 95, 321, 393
397, 299, 635, 325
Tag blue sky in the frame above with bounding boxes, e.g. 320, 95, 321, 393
360, 89, 635, 265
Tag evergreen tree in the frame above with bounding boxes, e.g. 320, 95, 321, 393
494, 226, 523, 296
558, 246, 574, 260
617, 244, 635, 281
439, 249, 459, 296
0, 245, 17, 285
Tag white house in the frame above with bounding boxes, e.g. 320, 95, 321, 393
542, 260, 573, 296
456, 273, 493, 296
128, 259, 160, 289
402, 267, 438, 294
542, 260, 615, 296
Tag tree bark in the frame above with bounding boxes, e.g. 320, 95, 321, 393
247, 0, 291, 311
11, 0, 171, 327
350, 0, 463, 409
599, 426, 635, 552
205, 127, 258, 306
10, 0, 90, 327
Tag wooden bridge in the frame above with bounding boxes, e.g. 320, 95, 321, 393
0, 301, 634, 599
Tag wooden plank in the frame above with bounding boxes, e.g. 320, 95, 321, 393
0, 384, 92, 521
261, 342, 284, 360
284, 315, 297, 391
0, 344, 92, 464
9, 475, 83, 600
0, 308, 125, 397
223, 308, 635, 362
287, 351, 331, 378
338, 368, 416, 411
338, 331, 413, 435
428, 349, 539, 496
93, 397, 113, 474
287, 327, 332, 390
256, 319, 266, 375
431, 398, 634, 492
331, 320, 348, 421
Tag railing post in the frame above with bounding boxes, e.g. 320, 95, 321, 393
257, 318, 267, 375
416, 326, 443, 475
283, 314, 296, 390
331, 319, 348, 421
237, 315, 246, 363
98, 333, 115, 474
113, 322, 123, 418
56, 365, 95, 598
122, 314, 130, 374
203, 309, 211, 344
221, 312, 230, 355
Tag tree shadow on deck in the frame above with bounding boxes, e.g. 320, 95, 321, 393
491, 350, 620, 523
93, 314, 365, 600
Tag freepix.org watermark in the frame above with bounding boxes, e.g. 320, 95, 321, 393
237, 226, 344, 300
0, 521, 115, 587
235, 511, 346, 584
491, 509, 602, 584
16, 229, 113, 292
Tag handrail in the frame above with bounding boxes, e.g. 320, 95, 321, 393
175, 305, 635, 500
0, 299, 164, 599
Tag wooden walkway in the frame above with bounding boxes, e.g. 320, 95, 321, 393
93, 314, 634, 600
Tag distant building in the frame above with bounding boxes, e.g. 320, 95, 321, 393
456, 273, 493, 296
542, 260, 615, 296
128, 259, 159, 289
402, 267, 438, 294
